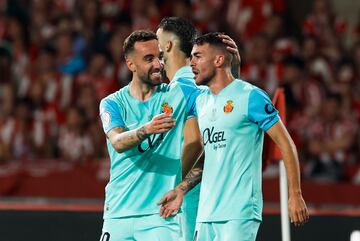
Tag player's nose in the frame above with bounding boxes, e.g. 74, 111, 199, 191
153, 58, 162, 69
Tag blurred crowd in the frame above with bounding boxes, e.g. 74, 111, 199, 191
0, 0, 359, 182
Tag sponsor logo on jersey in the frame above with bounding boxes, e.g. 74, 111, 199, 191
138, 133, 164, 153
224, 100, 234, 113
203, 127, 226, 147
161, 102, 173, 114
203, 127, 227, 151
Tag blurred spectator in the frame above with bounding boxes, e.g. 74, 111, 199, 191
304, 92, 358, 181
0, 84, 14, 161
0, 0, 358, 183
241, 34, 281, 95
58, 106, 94, 163
303, 0, 347, 41
107, 22, 131, 87
225, 0, 285, 41
10, 99, 33, 160
56, 32, 86, 75
75, 85, 104, 158
76, 51, 118, 101
0, 47, 12, 85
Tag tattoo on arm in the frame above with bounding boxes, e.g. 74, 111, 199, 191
107, 125, 149, 153
136, 126, 148, 140
179, 168, 203, 193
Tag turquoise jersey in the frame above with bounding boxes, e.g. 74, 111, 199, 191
195, 79, 280, 222
172, 66, 202, 241
99, 79, 199, 219
172, 66, 202, 210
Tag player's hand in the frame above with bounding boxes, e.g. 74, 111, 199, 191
219, 34, 240, 64
288, 193, 309, 227
145, 113, 176, 135
157, 188, 185, 218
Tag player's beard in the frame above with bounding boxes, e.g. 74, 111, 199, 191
139, 66, 163, 87
194, 68, 216, 86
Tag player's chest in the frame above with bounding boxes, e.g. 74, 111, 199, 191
121, 95, 184, 129
197, 95, 247, 130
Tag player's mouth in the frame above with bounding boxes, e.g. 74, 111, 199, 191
150, 69, 162, 78
192, 68, 199, 77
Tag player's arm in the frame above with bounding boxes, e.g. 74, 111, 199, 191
158, 154, 204, 218
157, 119, 204, 218
266, 120, 309, 226
107, 113, 176, 153
181, 117, 204, 178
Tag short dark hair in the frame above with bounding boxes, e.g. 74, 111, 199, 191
123, 30, 157, 57
194, 32, 233, 65
194, 32, 224, 47
158, 17, 197, 57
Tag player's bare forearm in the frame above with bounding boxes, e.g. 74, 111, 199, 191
107, 113, 176, 153
280, 138, 302, 195
177, 163, 203, 194
267, 120, 309, 226
158, 154, 204, 218
182, 118, 204, 177
107, 126, 150, 153
267, 121, 301, 193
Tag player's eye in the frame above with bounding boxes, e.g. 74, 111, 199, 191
144, 55, 154, 62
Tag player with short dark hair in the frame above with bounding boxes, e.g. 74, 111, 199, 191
156, 19, 241, 241
159, 32, 309, 241
99, 29, 201, 241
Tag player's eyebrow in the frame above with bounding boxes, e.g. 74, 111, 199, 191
143, 54, 155, 61
191, 52, 201, 60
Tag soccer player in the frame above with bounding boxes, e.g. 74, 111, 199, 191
156, 17, 202, 241
159, 32, 309, 241
156, 17, 241, 241
99, 30, 201, 241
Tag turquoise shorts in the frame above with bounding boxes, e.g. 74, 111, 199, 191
194, 219, 260, 241
180, 207, 198, 241
100, 214, 180, 241
181, 183, 200, 241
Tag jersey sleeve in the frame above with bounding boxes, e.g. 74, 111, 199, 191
99, 98, 125, 134
178, 79, 206, 119
248, 88, 280, 131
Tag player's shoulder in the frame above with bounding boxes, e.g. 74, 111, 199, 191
100, 90, 120, 105
232, 79, 254, 92
99, 85, 130, 109
235, 79, 269, 99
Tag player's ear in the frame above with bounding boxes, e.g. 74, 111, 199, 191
166, 41, 172, 52
214, 55, 225, 67
125, 56, 136, 72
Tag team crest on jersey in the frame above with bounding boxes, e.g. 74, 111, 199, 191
162, 102, 173, 114
223, 100, 234, 113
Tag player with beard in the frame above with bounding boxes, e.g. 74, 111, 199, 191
99, 30, 201, 240
159, 32, 309, 241
156, 17, 241, 241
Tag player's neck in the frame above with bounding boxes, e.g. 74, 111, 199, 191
208, 70, 235, 95
166, 51, 189, 81
129, 79, 157, 101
